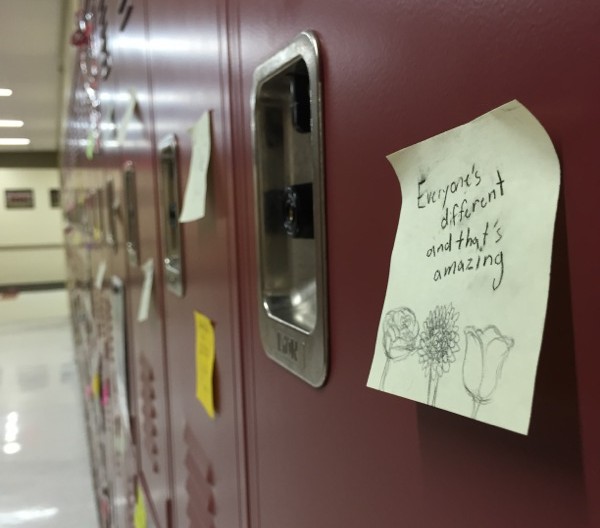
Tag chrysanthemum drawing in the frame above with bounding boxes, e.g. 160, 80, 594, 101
418, 304, 460, 406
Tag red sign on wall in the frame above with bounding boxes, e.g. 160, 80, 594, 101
5, 189, 34, 209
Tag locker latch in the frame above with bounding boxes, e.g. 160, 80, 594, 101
158, 135, 185, 297
251, 31, 328, 387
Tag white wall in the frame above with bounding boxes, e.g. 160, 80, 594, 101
0, 168, 66, 285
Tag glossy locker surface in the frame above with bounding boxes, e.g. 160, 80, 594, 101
63, 2, 141, 522
145, 0, 248, 526
230, 1, 600, 527
110, 0, 172, 525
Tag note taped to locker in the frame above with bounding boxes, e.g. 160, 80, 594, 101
92, 373, 100, 399
86, 130, 95, 160
179, 112, 212, 222
117, 88, 137, 146
94, 260, 107, 290
194, 311, 216, 418
137, 259, 154, 322
366, 100, 560, 435
134, 484, 147, 528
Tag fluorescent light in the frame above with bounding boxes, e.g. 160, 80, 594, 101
3, 442, 21, 455
3, 412, 20, 454
0, 120, 23, 128
0, 507, 58, 524
0, 138, 30, 146
0, 89, 13, 97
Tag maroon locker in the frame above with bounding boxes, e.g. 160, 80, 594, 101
228, 1, 599, 527
145, 0, 248, 526
109, 0, 173, 525
63, 1, 600, 527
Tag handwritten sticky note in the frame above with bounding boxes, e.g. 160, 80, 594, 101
117, 88, 137, 146
94, 260, 107, 290
134, 484, 147, 528
137, 259, 154, 322
179, 112, 212, 222
194, 311, 216, 418
367, 101, 560, 435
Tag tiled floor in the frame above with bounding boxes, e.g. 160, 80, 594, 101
0, 290, 98, 527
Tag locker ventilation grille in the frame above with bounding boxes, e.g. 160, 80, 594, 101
114, 416, 123, 477
140, 354, 160, 473
184, 423, 215, 528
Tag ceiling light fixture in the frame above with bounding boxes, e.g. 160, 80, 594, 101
0, 89, 13, 97
0, 138, 30, 146
0, 120, 24, 128
3, 412, 20, 455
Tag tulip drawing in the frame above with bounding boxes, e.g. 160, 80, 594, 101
462, 325, 515, 418
380, 307, 420, 390
418, 304, 460, 406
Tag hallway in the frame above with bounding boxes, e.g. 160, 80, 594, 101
0, 290, 97, 527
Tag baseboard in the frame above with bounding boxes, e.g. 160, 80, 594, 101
0, 282, 66, 293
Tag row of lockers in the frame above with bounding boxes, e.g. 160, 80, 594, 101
62, 0, 600, 527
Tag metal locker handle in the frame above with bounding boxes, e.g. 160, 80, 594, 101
105, 179, 118, 251
251, 31, 329, 387
123, 162, 140, 266
158, 135, 185, 297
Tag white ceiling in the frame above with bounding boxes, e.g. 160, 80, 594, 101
0, 0, 69, 152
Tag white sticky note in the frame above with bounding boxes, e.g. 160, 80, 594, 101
179, 112, 212, 223
117, 88, 137, 147
137, 259, 154, 322
367, 101, 560, 435
94, 260, 107, 290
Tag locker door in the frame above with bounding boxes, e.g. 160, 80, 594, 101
230, 2, 599, 527
145, 1, 248, 526
110, 0, 173, 526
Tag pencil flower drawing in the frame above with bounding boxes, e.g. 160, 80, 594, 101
418, 304, 460, 406
380, 307, 420, 389
462, 325, 515, 418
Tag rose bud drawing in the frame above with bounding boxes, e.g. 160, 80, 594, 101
462, 325, 515, 418
380, 307, 420, 390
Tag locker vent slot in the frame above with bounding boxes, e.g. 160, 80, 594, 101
184, 424, 215, 528
140, 355, 160, 473
104, 296, 114, 361
113, 417, 123, 477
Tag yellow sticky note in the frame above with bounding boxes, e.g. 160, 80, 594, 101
134, 484, 147, 528
86, 130, 95, 160
194, 311, 216, 418
92, 374, 101, 398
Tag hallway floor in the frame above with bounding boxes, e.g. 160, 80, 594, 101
0, 290, 98, 527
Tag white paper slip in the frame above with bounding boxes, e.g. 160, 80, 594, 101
117, 88, 137, 147
366, 100, 560, 435
179, 111, 212, 222
111, 276, 130, 430
137, 258, 154, 323
94, 260, 107, 290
